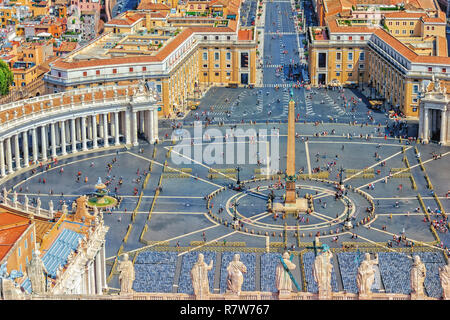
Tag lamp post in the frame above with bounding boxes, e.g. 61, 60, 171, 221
236, 166, 241, 186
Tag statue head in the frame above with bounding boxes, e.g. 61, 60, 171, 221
365, 253, 371, 261
233, 254, 240, 262
282, 252, 290, 260
198, 253, 204, 263
413, 255, 421, 265
32, 250, 41, 259
122, 253, 129, 262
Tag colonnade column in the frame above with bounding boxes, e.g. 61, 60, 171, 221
51, 123, 57, 159
0, 140, 5, 176
5, 137, 13, 173
423, 108, 429, 143
125, 110, 131, 145
61, 121, 67, 156
71, 118, 77, 153
440, 110, 447, 145
41, 126, 47, 161
95, 252, 102, 294
92, 115, 98, 149
103, 114, 109, 147
89, 263, 95, 294
101, 245, 107, 290
14, 134, 21, 169
22, 131, 29, 167
114, 112, 120, 146
81, 116, 88, 151
32, 128, 38, 164
132, 111, 138, 146
153, 109, 158, 142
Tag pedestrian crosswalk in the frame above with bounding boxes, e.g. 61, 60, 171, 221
263, 64, 283, 68
305, 96, 315, 116
262, 83, 292, 88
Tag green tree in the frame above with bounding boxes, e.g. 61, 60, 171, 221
0, 61, 13, 96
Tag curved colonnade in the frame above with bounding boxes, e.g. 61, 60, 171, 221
0, 84, 160, 179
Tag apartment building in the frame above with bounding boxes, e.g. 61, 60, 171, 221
44, 9, 257, 117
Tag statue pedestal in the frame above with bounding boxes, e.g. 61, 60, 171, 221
272, 198, 308, 215
278, 290, 292, 300
410, 293, 425, 300
358, 293, 372, 300
224, 292, 240, 299
317, 290, 331, 300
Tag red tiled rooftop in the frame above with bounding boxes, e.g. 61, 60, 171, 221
238, 29, 252, 40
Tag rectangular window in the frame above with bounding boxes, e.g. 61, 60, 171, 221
360, 36, 364, 40
428, 67, 432, 72
442, 68, 446, 73
410, 30, 414, 34
214, 64, 219, 68
226, 52, 231, 60
336, 52, 341, 60
83, 71, 87, 77
349, 36, 352, 41
96, 70, 100, 75
203, 52, 208, 60
337, 36, 341, 40
336, 72, 340, 76
348, 52, 353, 61
240, 52, 248, 68
348, 72, 352, 76
18, 247, 21, 257
359, 52, 364, 60
226, 64, 231, 68
203, 64, 208, 68
318, 52, 326, 68
214, 52, 219, 60
226, 72, 231, 76
410, 22, 414, 25
24, 239, 27, 249
129, 67, 133, 72
143, 66, 147, 71
215, 72, 219, 76
156, 84, 161, 92
113, 69, 117, 74
336, 64, 341, 70
203, 72, 208, 76
347, 64, 353, 70
359, 64, 364, 69
402, 30, 406, 34
413, 84, 419, 94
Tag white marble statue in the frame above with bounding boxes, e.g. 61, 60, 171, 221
62, 202, 68, 215
439, 260, 450, 300
27, 250, 47, 295
36, 197, 41, 214
275, 252, 296, 293
2, 187, 7, 203
24, 195, 29, 211
190, 253, 213, 298
226, 254, 247, 295
117, 253, 135, 294
356, 253, 379, 296
313, 249, 334, 297
48, 200, 54, 215
410, 255, 426, 297
71, 201, 77, 212
12, 191, 17, 205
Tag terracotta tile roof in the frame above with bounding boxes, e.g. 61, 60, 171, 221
238, 29, 252, 40
137, 2, 171, 10
0, 210, 30, 262
384, 12, 425, 19
56, 41, 78, 52
373, 29, 450, 64
437, 36, 448, 57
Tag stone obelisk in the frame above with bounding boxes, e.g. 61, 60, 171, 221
285, 98, 297, 203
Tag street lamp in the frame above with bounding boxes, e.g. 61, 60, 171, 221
236, 166, 241, 186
